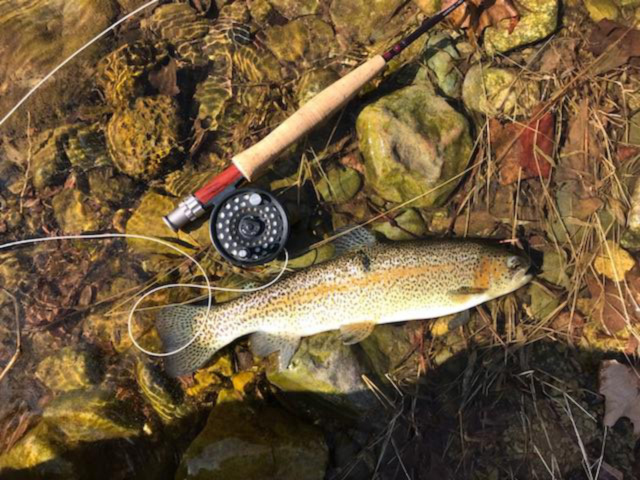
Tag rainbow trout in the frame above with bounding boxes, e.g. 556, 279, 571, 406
156, 230, 533, 377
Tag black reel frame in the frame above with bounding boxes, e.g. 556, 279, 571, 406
209, 187, 290, 266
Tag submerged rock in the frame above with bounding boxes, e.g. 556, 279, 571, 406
0, 422, 76, 479
316, 166, 362, 204
135, 357, 193, 425
296, 68, 341, 106
31, 128, 71, 191
264, 16, 337, 66
42, 387, 143, 443
268, 0, 320, 18
106, 95, 183, 180
462, 65, 540, 118
51, 189, 105, 233
357, 84, 472, 208
267, 332, 381, 419
176, 402, 328, 480
372, 209, 426, 240
330, 0, 405, 43
484, 0, 559, 54
35, 346, 103, 393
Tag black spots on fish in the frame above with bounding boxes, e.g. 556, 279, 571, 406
357, 251, 372, 272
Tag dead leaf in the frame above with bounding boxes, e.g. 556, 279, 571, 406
586, 271, 640, 334
490, 107, 555, 185
149, 59, 180, 97
550, 311, 585, 342
594, 241, 635, 282
599, 359, 640, 435
588, 20, 640, 74
538, 38, 578, 74
557, 99, 598, 184
444, 0, 519, 35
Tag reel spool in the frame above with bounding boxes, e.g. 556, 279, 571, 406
209, 188, 289, 266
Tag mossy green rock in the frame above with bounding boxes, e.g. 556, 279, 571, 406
106, 95, 183, 180
267, 332, 380, 418
176, 402, 328, 480
462, 65, 540, 118
360, 324, 421, 379
35, 346, 102, 393
42, 387, 142, 443
357, 84, 472, 208
316, 166, 362, 204
484, 0, 558, 54
268, 0, 320, 18
372, 209, 426, 240
330, 0, 405, 42
584, 0, 620, 21
423, 33, 463, 98
264, 16, 337, 65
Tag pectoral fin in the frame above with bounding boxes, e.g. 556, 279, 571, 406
332, 226, 378, 256
449, 286, 488, 296
339, 322, 376, 345
250, 332, 301, 371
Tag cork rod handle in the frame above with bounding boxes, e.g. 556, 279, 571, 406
232, 55, 387, 180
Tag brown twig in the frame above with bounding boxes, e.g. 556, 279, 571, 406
0, 288, 21, 384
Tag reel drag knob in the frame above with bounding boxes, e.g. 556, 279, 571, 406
209, 188, 289, 266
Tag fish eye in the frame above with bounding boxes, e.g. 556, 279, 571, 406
507, 256, 523, 270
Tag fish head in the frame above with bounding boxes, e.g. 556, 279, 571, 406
479, 247, 534, 299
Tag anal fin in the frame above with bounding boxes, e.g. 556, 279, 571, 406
250, 332, 301, 371
339, 322, 376, 345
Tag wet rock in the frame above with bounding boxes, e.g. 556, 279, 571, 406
484, 0, 559, 54
356, 84, 472, 208
248, 0, 274, 24
135, 357, 193, 425
0, 422, 76, 479
267, 332, 381, 419
0, 0, 120, 134
268, 0, 320, 18
330, 0, 405, 43
143, 3, 210, 66
264, 16, 337, 66
176, 402, 328, 480
86, 167, 137, 207
97, 41, 164, 108
106, 95, 183, 180
372, 209, 426, 240
462, 65, 540, 118
35, 346, 103, 393
125, 190, 198, 256
42, 387, 143, 443
31, 128, 71, 190
63, 123, 112, 172
584, 0, 620, 21
51, 189, 105, 233
423, 33, 464, 98
296, 68, 341, 106
316, 166, 362, 204
359, 323, 423, 380
0, 252, 32, 291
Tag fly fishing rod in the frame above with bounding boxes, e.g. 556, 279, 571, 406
164, 0, 466, 266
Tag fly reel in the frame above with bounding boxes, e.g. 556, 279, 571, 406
209, 188, 289, 266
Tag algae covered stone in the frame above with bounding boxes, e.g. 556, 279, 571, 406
52, 189, 104, 233
462, 65, 540, 118
484, 0, 559, 54
316, 166, 362, 204
267, 331, 381, 418
106, 95, 183, 180
357, 84, 472, 208
35, 346, 103, 393
264, 16, 337, 65
296, 68, 341, 106
330, 0, 405, 42
176, 402, 328, 480
268, 0, 320, 18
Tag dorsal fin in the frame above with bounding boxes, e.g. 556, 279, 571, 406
332, 226, 378, 256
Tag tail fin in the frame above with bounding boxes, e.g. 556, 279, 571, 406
155, 305, 218, 377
